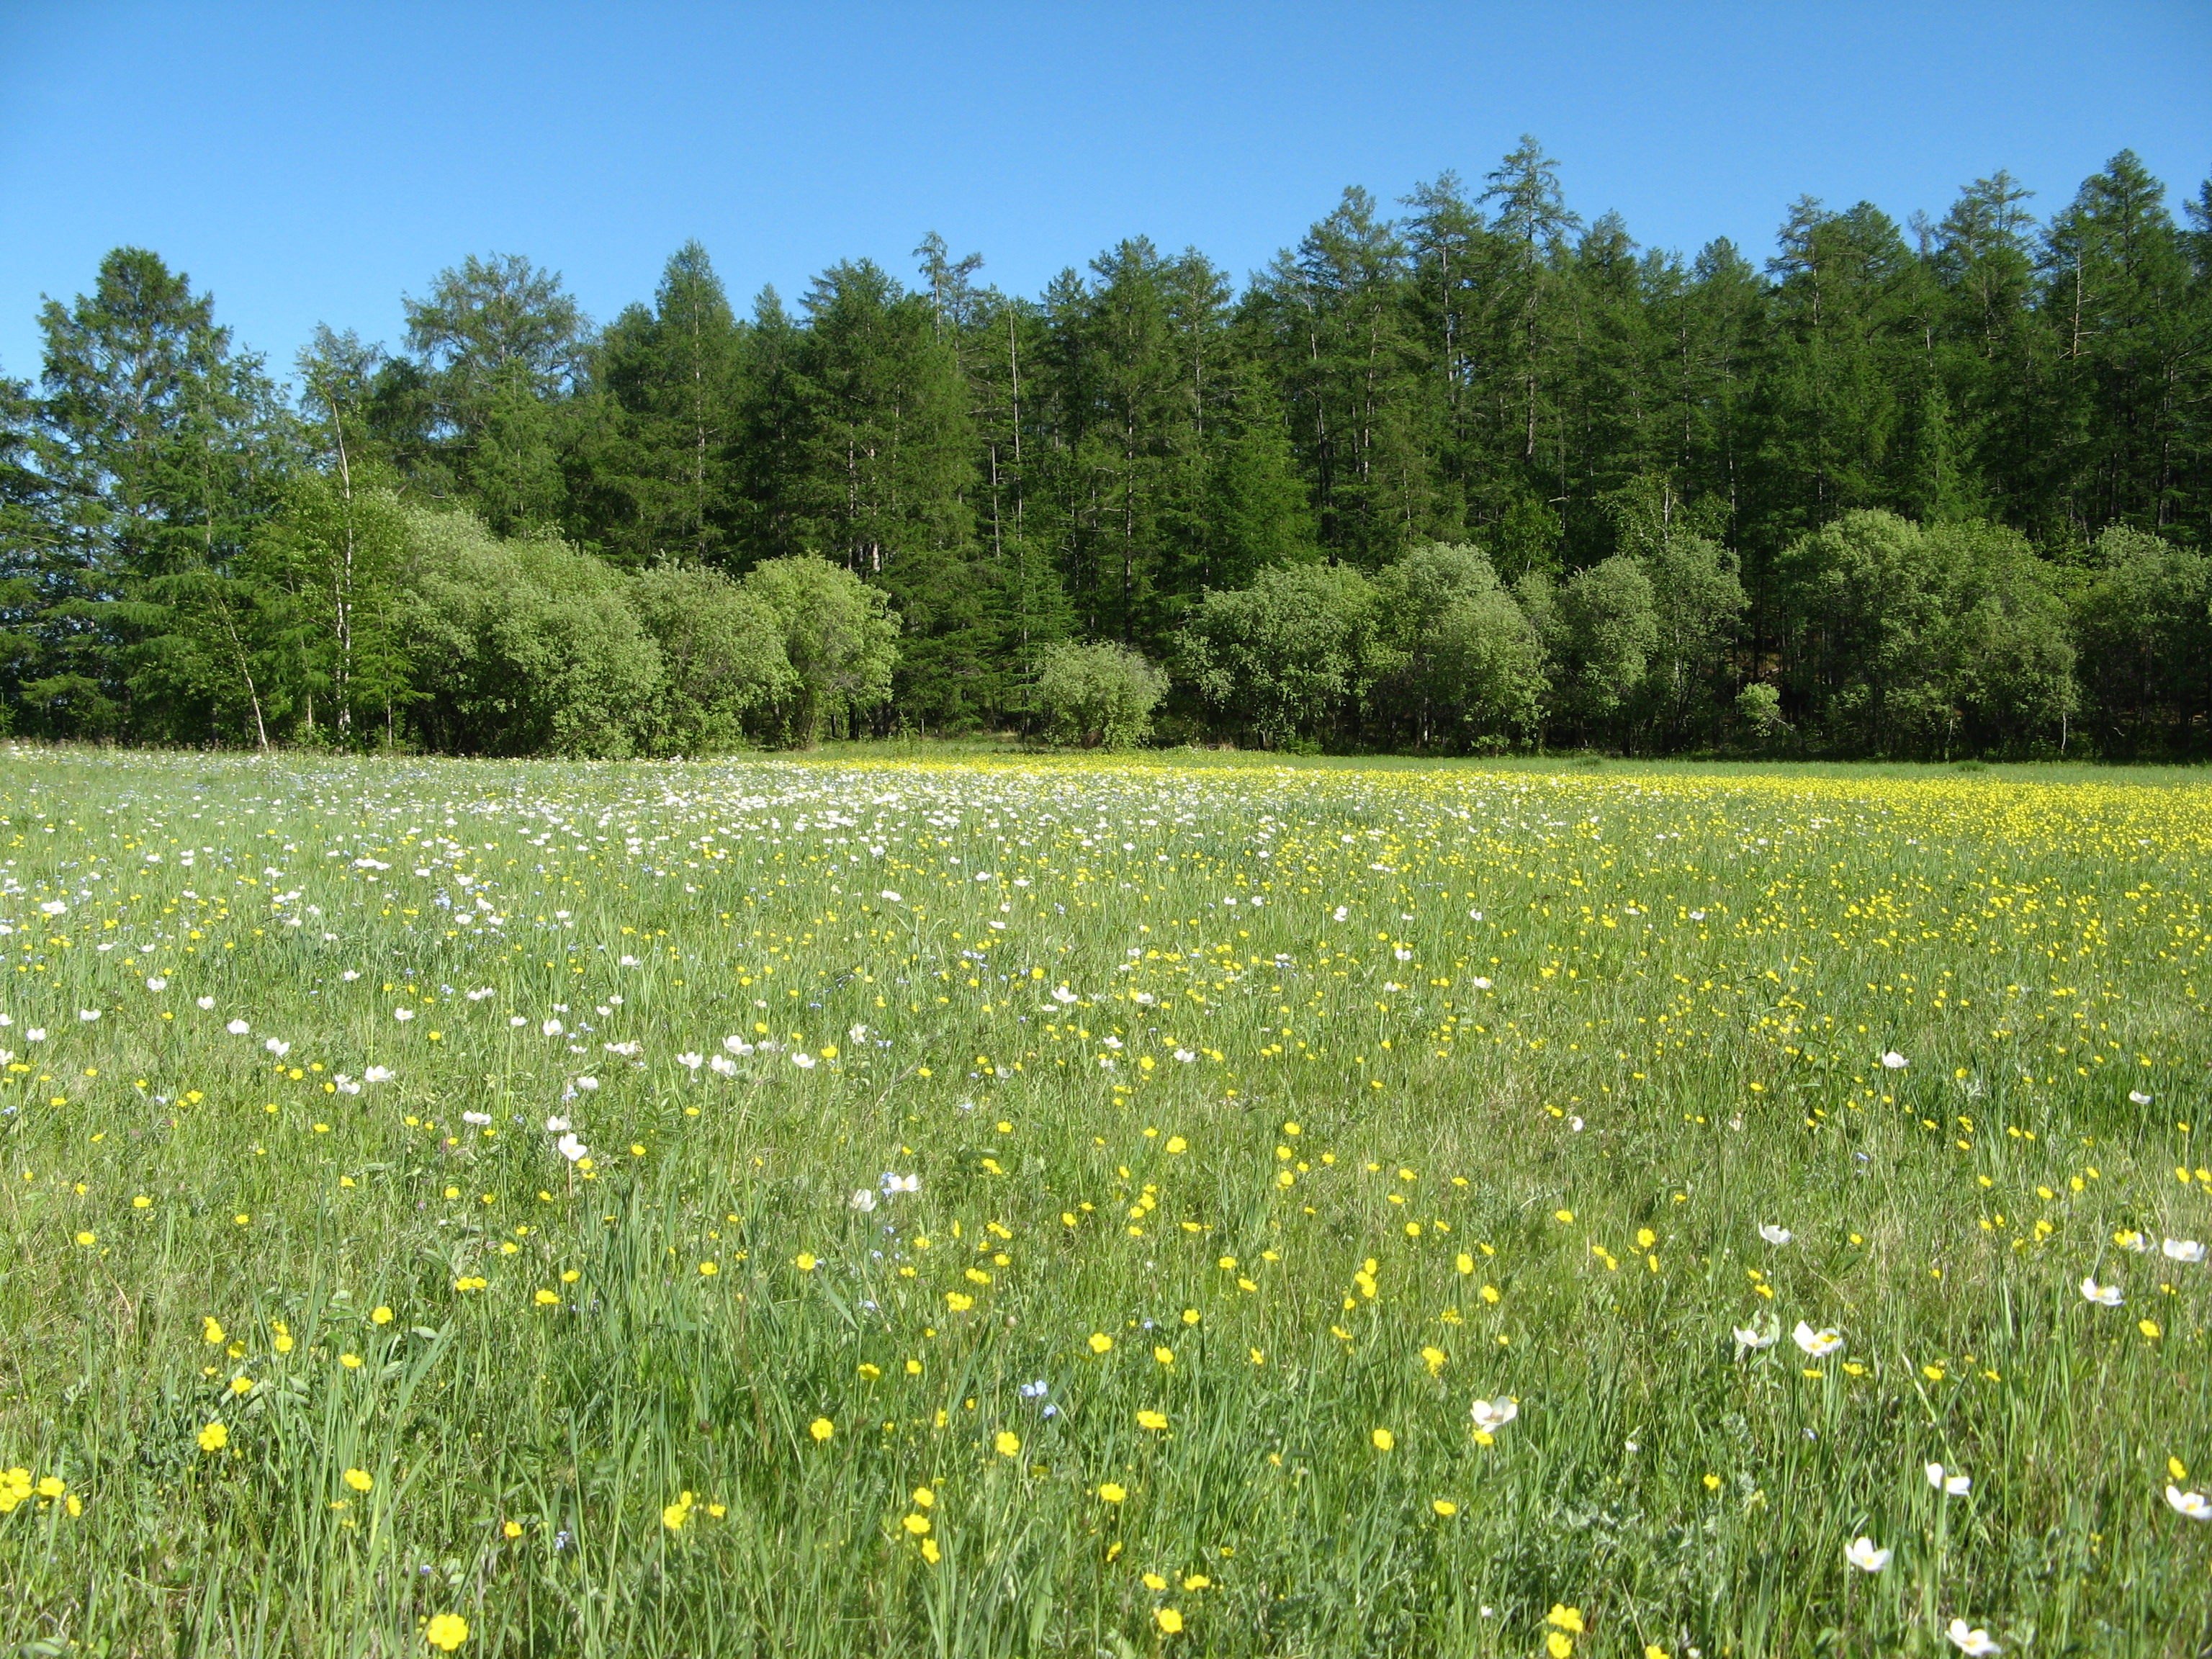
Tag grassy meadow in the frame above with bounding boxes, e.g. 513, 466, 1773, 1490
1, 745, 2208, 1657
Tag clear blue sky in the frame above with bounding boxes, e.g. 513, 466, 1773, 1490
3, 1, 2208, 385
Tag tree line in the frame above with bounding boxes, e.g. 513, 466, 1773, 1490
3, 139, 2208, 758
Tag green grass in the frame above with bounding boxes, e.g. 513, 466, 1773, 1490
1, 745, 2208, 1657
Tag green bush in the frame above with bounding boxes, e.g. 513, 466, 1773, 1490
1034, 640, 1168, 749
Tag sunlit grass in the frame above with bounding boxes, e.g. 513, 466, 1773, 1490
1, 745, 2207, 1655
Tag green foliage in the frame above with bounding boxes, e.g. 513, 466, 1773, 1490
1534, 556, 1660, 739
2072, 526, 2212, 757
1181, 562, 1381, 748
1369, 543, 1546, 749
742, 554, 902, 746
1033, 640, 1168, 750
399, 507, 661, 757
628, 565, 793, 755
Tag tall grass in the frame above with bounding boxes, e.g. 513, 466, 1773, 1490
0, 745, 2206, 1656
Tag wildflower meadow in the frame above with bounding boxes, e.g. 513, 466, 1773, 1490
1, 746, 2208, 1656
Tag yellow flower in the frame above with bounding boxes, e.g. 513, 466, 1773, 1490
809, 1417, 834, 1442
902, 1512, 930, 1535
662, 1496, 692, 1530
372, 1306, 394, 1326
535, 1289, 559, 1305
1137, 1410, 1169, 1431
2139, 1318, 2162, 1339
1554, 1209, 1574, 1224
202, 1317, 225, 1345
913, 1486, 934, 1507
74, 1230, 96, 1247
2172, 1457, 2190, 1481
994, 1430, 1020, 1457
794, 1253, 816, 1271
1156, 1607, 1184, 1635
1098, 1482, 1127, 1503
1431, 1498, 1457, 1516
341, 1353, 363, 1370
1702, 1473, 1720, 1491
945, 1292, 974, 1311
1646, 1647, 1671, 1659
197, 1422, 228, 1453
1547, 1606, 1585, 1634
1088, 1332, 1113, 1354
229, 1375, 254, 1397
1371, 1428, 1395, 1452
1154, 1346, 1174, 1366
503, 1520, 523, 1538
1547, 1636, 1573, 1659
1142, 1573, 1168, 1591
920, 1536, 940, 1563
698, 1261, 718, 1277
343, 1468, 373, 1493
423, 1612, 469, 1651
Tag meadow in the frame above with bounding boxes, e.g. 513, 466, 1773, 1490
0, 745, 2207, 1658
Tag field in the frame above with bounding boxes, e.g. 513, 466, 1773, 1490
1, 746, 2208, 1658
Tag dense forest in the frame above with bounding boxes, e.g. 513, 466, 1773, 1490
4, 140, 2210, 758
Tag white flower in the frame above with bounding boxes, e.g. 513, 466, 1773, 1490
466, 986, 495, 1000
341, 970, 360, 981
1469, 976, 1492, 989
618, 954, 639, 967
264, 1038, 290, 1058
878, 890, 902, 902
1845, 1537, 1891, 1573
364, 1066, 393, 1083
603, 1040, 640, 1056
1758, 1223, 1792, 1246
1880, 1051, 1908, 1070
881, 1172, 920, 1195
2166, 1484, 2212, 1520
848, 1188, 878, 1212
392, 1007, 414, 1022
1689, 909, 1707, 921
848, 1024, 868, 1043
791, 1051, 817, 1069
708, 1055, 737, 1076
145, 976, 166, 992
197, 996, 216, 1010
226, 1019, 251, 1035
2160, 1238, 2206, 1264
541, 1018, 563, 1037
1101, 1035, 1123, 1051
333, 1075, 361, 1095
1734, 1320, 1779, 1352
1792, 1322, 1843, 1357
1331, 906, 1348, 922
1173, 1048, 1196, 1063
1946, 1617, 2000, 1655
2080, 1276, 2123, 1307
724, 1035, 753, 1056
575, 1076, 598, 1092
509, 1015, 527, 1026
24, 1028, 46, 1043
78, 1008, 100, 1022
462, 1111, 493, 1126
2116, 1228, 2151, 1253
676, 1051, 703, 1071
1469, 1398, 1518, 1433
2128, 1089, 2153, 1105
40, 899, 67, 916
1393, 947, 1413, 961
545, 1116, 571, 1133
556, 1133, 589, 1163
1927, 1462, 1971, 1496
1052, 986, 1078, 1004
1132, 992, 1156, 1005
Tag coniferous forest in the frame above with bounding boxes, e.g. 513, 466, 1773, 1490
4, 140, 2211, 759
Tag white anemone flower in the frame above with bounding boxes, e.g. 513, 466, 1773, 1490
1880, 1051, 1908, 1069
78, 1008, 100, 1022
1173, 1048, 1196, 1063
791, 1051, 817, 1069
197, 996, 216, 1010
1792, 1322, 1843, 1357
878, 890, 902, 902
2167, 1485, 2212, 1520
25, 1028, 46, 1042
709, 1055, 737, 1076
462, 1111, 493, 1126
575, 1076, 598, 1091
225, 1019, 251, 1035
364, 1066, 394, 1082
545, 1115, 570, 1133
848, 1189, 878, 1213
724, 1035, 753, 1056
1844, 1537, 1891, 1573
541, 1018, 564, 1037
2079, 1276, 2123, 1307
1926, 1462, 1971, 1496
1946, 1617, 2000, 1656
510, 1015, 529, 1027
848, 1024, 868, 1043
145, 976, 166, 992
264, 1038, 290, 1057
556, 1133, 589, 1163
2128, 1089, 2153, 1105
1051, 986, 1078, 1004
881, 1172, 920, 1195
392, 1007, 414, 1022
676, 1051, 703, 1071
2160, 1238, 2206, 1264
1469, 1398, 1518, 1434
1733, 1319, 1779, 1352
1469, 976, 1493, 989
1758, 1223, 1793, 1246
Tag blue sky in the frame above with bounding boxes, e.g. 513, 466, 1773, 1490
2, 1, 2207, 385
